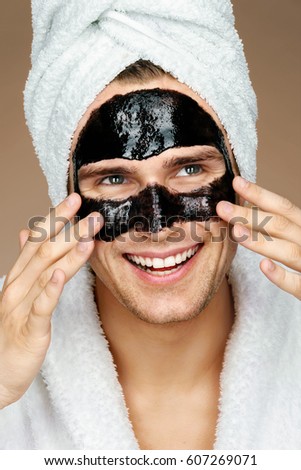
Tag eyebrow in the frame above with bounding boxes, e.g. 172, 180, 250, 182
162, 151, 223, 169
78, 147, 223, 180
78, 165, 138, 180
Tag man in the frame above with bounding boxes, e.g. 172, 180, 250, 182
0, 1, 300, 450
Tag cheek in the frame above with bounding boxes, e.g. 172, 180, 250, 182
191, 220, 237, 264
206, 220, 229, 241
89, 240, 116, 277
182, 220, 229, 244
209, 220, 237, 268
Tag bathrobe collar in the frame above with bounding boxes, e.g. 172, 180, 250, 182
24, 246, 301, 449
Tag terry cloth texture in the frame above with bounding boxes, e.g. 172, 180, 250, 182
0, 248, 301, 449
24, 0, 257, 206
1, 0, 300, 450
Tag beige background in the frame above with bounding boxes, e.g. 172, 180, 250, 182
0, 0, 300, 276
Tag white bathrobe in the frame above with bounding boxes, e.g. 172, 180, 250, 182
1, 246, 300, 450
1, 0, 300, 450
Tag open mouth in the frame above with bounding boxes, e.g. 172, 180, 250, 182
124, 244, 202, 277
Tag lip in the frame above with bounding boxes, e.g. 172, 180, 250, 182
124, 243, 200, 260
124, 243, 203, 285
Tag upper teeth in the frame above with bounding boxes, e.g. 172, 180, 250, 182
127, 245, 199, 269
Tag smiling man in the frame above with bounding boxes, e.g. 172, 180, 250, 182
0, 0, 301, 451
68, 76, 238, 449
72, 81, 237, 328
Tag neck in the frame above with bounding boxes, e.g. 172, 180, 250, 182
95, 276, 235, 396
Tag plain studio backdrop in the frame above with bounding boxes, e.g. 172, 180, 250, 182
0, 0, 300, 276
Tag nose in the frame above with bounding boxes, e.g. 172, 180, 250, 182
148, 225, 182, 243
149, 186, 163, 232
138, 186, 182, 242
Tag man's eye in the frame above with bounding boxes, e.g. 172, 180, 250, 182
176, 164, 203, 177
100, 175, 126, 185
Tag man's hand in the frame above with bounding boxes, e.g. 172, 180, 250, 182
0, 194, 103, 409
217, 176, 301, 300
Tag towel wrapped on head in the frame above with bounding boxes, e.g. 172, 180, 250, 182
24, 0, 257, 206
1, 0, 300, 451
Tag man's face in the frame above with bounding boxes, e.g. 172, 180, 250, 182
70, 76, 238, 324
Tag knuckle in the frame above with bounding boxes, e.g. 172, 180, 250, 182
277, 266, 287, 282
272, 214, 290, 233
84, 216, 99, 237
241, 206, 251, 221
279, 197, 295, 214
250, 205, 260, 222
251, 182, 262, 199
38, 272, 50, 290
31, 299, 41, 317
255, 232, 266, 247
43, 284, 53, 301
0, 310, 16, 331
288, 243, 301, 265
36, 243, 52, 261
65, 250, 76, 267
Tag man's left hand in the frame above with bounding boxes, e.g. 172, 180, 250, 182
216, 176, 301, 301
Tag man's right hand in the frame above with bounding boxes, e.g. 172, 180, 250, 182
0, 193, 103, 409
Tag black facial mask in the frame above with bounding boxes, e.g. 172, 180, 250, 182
73, 88, 235, 241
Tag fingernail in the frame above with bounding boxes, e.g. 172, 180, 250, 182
266, 260, 276, 272
233, 224, 250, 238
66, 194, 77, 208
219, 202, 234, 214
77, 237, 93, 252
86, 214, 102, 235
51, 270, 59, 284
236, 176, 249, 190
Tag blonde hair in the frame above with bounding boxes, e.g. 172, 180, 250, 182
113, 59, 172, 84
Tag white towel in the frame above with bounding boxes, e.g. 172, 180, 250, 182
24, 0, 257, 206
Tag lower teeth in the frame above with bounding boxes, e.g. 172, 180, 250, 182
132, 261, 185, 276
144, 265, 181, 276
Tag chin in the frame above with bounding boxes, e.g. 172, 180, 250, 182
119, 283, 217, 325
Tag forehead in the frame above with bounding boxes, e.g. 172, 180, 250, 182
72, 76, 220, 150
70, 75, 238, 173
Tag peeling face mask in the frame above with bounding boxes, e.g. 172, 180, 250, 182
72, 88, 235, 241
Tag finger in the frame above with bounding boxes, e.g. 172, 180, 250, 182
26, 269, 66, 337
2, 230, 31, 292
24, 237, 95, 312
27, 193, 82, 244
5, 193, 82, 287
19, 229, 30, 250
232, 224, 301, 272
260, 259, 301, 301
232, 176, 301, 226
6, 213, 102, 309
216, 201, 301, 246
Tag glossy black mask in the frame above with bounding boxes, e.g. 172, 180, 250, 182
73, 88, 235, 241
